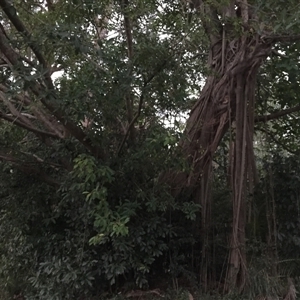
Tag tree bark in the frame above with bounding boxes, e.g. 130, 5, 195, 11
176, 11, 273, 288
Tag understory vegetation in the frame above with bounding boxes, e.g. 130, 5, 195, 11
1, 0, 300, 299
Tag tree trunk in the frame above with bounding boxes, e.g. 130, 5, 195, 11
178, 32, 272, 289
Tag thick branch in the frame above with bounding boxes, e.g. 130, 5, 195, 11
0, 111, 61, 138
0, 84, 67, 137
30, 107, 66, 138
255, 104, 300, 123
0, 25, 105, 158
33, 86, 105, 157
0, 25, 20, 65
0, 22, 9, 40
265, 34, 300, 43
0, 84, 31, 105
0, 90, 33, 126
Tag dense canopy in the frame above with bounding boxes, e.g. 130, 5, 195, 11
1, 0, 300, 299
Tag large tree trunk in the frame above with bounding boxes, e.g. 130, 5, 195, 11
177, 6, 273, 288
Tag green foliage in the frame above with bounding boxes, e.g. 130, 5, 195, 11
0, 131, 201, 298
2, 0, 300, 298
64, 137, 200, 288
261, 154, 300, 261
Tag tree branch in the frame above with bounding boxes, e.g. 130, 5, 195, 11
122, 0, 133, 61
0, 111, 61, 139
0, 24, 20, 65
259, 127, 298, 155
0, 84, 31, 105
117, 92, 144, 156
255, 104, 300, 123
0, 90, 34, 126
0, 151, 61, 187
0, 23, 105, 158
0, 0, 54, 90
46, 0, 55, 11
264, 34, 300, 43
0, 84, 67, 137
192, 0, 222, 45
117, 60, 168, 155
121, 0, 135, 141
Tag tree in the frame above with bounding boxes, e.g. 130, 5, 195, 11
1, 0, 300, 296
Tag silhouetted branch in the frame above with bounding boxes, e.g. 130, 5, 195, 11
0, 151, 61, 187
255, 105, 300, 123
0, 111, 61, 138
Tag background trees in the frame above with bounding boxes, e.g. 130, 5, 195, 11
1, 0, 300, 299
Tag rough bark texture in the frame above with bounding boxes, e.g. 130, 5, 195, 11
184, 38, 271, 290
176, 0, 273, 290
